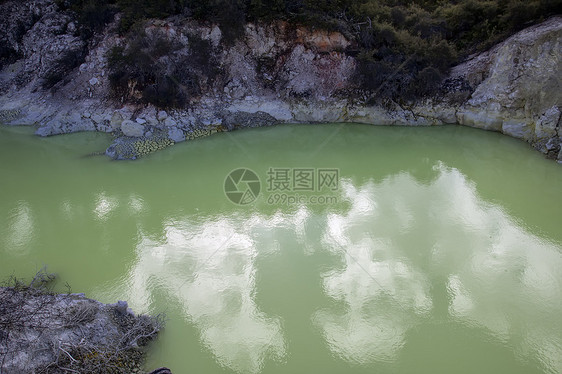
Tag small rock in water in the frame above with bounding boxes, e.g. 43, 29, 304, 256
148, 368, 173, 374
89, 77, 99, 86
136, 118, 147, 124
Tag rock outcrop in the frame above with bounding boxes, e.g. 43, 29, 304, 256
0, 286, 163, 373
0, 0, 56, 70
453, 17, 562, 159
0, 0, 560, 161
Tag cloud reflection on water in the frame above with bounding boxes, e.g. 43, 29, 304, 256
315, 163, 562, 372
124, 217, 287, 374
5, 200, 34, 254
115, 162, 561, 373
314, 178, 433, 364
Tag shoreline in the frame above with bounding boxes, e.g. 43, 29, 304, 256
0, 3, 559, 161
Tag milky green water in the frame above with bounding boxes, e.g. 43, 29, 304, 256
1, 124, 562, 374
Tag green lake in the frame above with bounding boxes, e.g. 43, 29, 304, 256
1, 124, 561, 374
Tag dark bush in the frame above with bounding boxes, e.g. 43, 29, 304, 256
247, 0, 286, 20
0, 43, 20, 69
410, 66, 444, 96
390, 7, 406, 27
107, 29, 217, 108
78, 1, 115, 36
116, 0, 186, 33
56, 0, 117, 38
187, 0, 248, 44
142, 75, 186, 108
187, 35, 220, 80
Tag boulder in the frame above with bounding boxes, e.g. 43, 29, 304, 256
167, 127, 185, 142
157, 110, 168, 121
163, 117, 177, 127
110, 112, 123, 130
121, 120, 145, 137
221, 110, 277, 131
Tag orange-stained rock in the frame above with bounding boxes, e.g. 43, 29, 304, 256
295, 27, 350, 53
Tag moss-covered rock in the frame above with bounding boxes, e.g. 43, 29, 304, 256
105, 130, 175, 160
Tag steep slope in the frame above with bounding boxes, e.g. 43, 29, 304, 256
0, 0, 560, 161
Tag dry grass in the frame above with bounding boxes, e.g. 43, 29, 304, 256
0, 268, 165, 374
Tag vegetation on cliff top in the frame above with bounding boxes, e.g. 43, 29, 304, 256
57, 0, 561, 104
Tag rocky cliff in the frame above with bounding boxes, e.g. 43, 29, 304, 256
0, 0, 560, 161
454, 17, 562, 159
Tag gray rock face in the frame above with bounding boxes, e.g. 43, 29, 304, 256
0, 7, 560, 161
0, 0, 56, 68
219, 22, 356, 101
454, 17, 562, 154
21, 10, 86, 87
34, 111, 97, 136
222, 110, 278, 131
121, 119, 145, 137
535, 106, 561, 140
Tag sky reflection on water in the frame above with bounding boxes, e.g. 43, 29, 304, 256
102, 163, 562, 373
